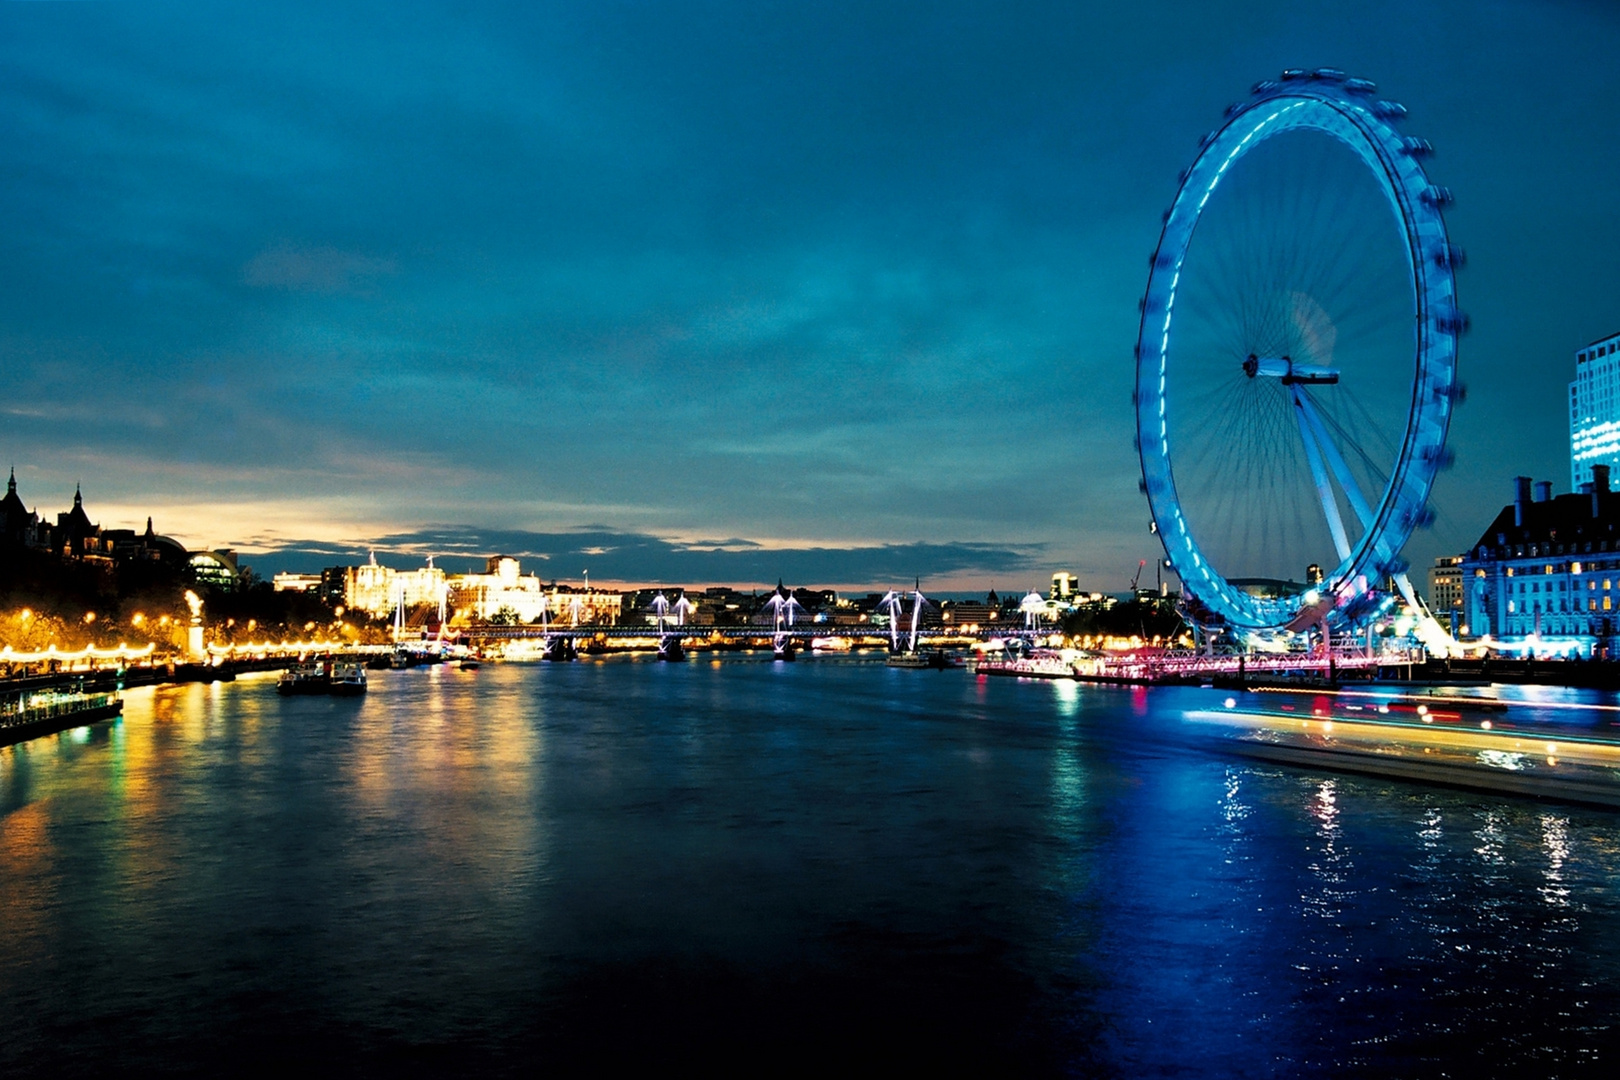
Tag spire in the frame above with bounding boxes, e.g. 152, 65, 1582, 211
74, 482, 82, 507
6, 467, 14, 495
144, 516, 155, 538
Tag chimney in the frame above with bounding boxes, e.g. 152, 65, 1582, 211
1534, 481, 1552, 503
1513, 476, 1532, 526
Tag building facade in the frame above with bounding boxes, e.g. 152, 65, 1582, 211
336, 553, 447, 617
1461, 469, 1620, 655
1570, 331, 1620, 491
1428, 556, 1463, 620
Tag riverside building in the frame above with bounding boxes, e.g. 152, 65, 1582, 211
333, 552, 446, 617
1569, 330, 1620, 490
1460, 467, 1620, 656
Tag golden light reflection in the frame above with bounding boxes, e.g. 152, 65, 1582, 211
345, 668, 548, 899
0, 799, 56, 962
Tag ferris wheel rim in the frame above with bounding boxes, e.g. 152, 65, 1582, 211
1135, 72, 1461, 633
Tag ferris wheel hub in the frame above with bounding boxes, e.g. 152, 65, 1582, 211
1242, 354, 1340, 384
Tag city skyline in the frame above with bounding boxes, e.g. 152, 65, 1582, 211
3, 1, 1619, 589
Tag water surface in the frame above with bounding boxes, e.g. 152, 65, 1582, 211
2, 658, 1618, 1076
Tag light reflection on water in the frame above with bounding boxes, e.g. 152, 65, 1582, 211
1, 666, 1619, 1076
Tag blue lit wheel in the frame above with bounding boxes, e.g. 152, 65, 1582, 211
1135, 70, 1464, 634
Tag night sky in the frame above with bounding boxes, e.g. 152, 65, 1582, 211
2, 1, 1617, 588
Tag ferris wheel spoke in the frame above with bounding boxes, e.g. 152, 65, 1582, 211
1291, 390, 1352, 562
1295, 390, 1377, 532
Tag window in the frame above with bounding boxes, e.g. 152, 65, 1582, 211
1508, 601, 1517, 613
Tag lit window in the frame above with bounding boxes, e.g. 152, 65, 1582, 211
1606, 597, 1612, 612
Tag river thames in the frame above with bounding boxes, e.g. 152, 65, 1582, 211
3, 657, 1619, 1076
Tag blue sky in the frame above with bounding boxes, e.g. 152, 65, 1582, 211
2, 1, 1618, 588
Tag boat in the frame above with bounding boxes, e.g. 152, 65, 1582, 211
970, 648, 1078, 679
887, 649, 957, 670
277, 661, 330, 695
328, 663, 368, 696
389, 648, 417, 669
459, 658, 482, 670
1, 687, 124, 747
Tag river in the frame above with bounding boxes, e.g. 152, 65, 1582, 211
2, 657, 1618, 1076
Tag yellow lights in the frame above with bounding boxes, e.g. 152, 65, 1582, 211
1572, 562, 1583, 575
0, 642, 156, 663
246, 619, 256, 631
131, 612, 146, 626
205, 639, 344, 656
19, 608, 33, 621
184, 590, 203, 618
83, 611, 96, 624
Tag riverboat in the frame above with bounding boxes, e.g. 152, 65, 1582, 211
277, 662, 330, 695
328, 663, 368, 696
1, 687, 123, 747
969, 649, 1077, 679
887, 650, 957, 670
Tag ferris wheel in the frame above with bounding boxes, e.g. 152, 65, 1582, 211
1135, 69, 1464, 635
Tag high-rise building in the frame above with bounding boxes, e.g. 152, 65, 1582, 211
1428, 555, 1463, 615
1569, 331, 1620, 490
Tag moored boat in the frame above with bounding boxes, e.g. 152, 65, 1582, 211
277, 661, 330, 695
1, 687, 124, 747
328, 662, 368, 696
887, 649, 957, 670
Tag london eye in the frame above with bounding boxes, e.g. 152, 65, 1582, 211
1135, 69, 1464, 637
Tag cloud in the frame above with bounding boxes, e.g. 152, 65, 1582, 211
242, 245, 396, 295
253, 524, 1042, 590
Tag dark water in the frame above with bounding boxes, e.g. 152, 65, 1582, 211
3, 658, 1620, 1077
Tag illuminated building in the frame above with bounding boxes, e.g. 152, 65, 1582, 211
1569, 330, 1620, 490
338, 552, 446, 616
447, 556, 548, 622
446, 557, 620, 624
188, 550, 244, 592
1427, 556, 1463, 616
1460, 468, 1620, 654
272, 573, 322, 593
